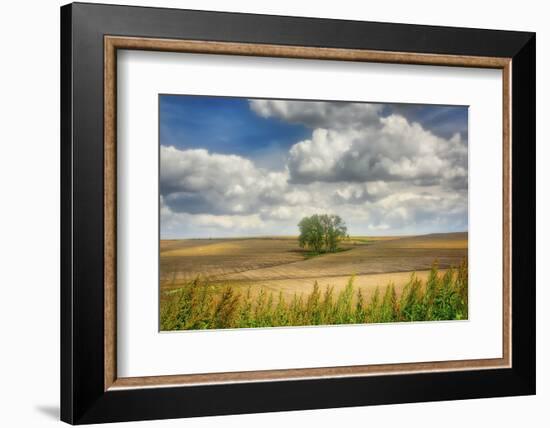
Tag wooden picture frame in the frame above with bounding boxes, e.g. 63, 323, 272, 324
61, 2, 535, 424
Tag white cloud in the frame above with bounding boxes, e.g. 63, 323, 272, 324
160, 146, 288, 215
161, 196, 266, 237
161, 146, 258, 195
194, 214, 264, 230
250, 99, 382, 129
160, 100, 468, 238
287, 114, 467, 189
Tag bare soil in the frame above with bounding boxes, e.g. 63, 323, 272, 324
160, 232, 467, 299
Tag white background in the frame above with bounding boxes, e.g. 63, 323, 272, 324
118, 51, 503, 377
0, 0, 546, 427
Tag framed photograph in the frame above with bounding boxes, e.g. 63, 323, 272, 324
61, 2, 535, 424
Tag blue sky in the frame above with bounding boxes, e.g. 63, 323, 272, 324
160, 95, 468, 238
161, 95, 467, 160
383, 104, 468, 141
160, 95, 311, 169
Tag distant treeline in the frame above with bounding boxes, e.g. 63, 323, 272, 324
160, 260, 468, 331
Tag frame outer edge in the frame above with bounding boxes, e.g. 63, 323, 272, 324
63, 3, 536, 423
60, 3, 75, 424
510, 33, 536, 392
73, 2, 533, 58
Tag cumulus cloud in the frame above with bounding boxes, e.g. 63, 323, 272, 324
287, 114, 467, 189
161, 146, 288, 215
250, 99, 382, 129
332, 181, 390, 204
161, 196, 266, 237
160, 99, 468, 238
387, 191, 466, 231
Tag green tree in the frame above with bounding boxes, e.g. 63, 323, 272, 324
298, 214, 347, 253
298, 214, 324, 253
320, 214, 348, 252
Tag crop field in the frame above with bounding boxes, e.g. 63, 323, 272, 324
160, 232, 466, 297
160, 232, 468, 330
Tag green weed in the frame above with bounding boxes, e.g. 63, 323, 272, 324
160, 259, 468, 330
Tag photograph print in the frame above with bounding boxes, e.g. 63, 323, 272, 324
159, 95, 469, 331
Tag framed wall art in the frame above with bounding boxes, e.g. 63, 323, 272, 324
60, 2, 536, 424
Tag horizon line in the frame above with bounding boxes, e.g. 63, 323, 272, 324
160, 231, 468, 241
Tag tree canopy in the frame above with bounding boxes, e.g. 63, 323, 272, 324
298, 214, 348, 254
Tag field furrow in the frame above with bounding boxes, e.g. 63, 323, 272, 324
160, 232, 467, 296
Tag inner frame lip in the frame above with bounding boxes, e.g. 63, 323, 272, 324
104, 35, 512, 391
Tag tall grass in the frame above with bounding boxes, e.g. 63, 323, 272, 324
160, 260, 468, 331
